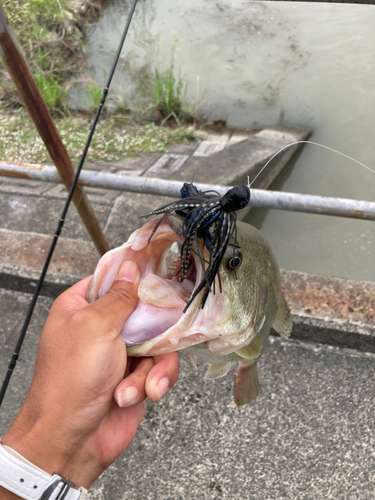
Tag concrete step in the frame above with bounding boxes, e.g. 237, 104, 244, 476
0, 126, 311, 247
0, 228, 98, 289
280, 270, 375, 353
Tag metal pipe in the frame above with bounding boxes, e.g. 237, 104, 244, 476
1, 161, 374, 221
0, 3, 109, 256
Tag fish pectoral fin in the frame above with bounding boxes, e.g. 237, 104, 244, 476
234, 360, 260, 406
189, 354, 199, 370
272, 294, 293, 339
205, 362, 233, 380
235, 335, 262, 360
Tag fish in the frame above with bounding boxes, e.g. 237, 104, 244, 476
87, 209, 292, 406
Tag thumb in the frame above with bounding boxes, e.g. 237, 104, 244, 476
88, 261, 140, 337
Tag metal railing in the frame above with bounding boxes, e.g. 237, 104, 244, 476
1, 161, 374, 221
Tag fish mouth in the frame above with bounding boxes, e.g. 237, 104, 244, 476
119, 215, 204, 345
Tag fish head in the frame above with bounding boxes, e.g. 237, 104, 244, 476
87, 214, 283, 359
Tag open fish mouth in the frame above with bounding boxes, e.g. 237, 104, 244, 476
87, 215, 205, 346
87, 205, 293, 404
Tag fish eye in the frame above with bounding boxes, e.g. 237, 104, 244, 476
226, 251, 243, 271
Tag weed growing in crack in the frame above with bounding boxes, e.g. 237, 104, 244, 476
147, 64, 188, 125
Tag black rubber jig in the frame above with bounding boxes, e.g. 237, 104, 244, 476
142, 182, 250, 312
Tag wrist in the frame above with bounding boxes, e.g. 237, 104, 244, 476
0, 485, 21, 499
2, 410, 101, 489
0, 443, 91, 500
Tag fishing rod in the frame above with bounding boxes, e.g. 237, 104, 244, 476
0, 0, 139, 408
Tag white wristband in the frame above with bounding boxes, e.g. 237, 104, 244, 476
0, 443, 90, 500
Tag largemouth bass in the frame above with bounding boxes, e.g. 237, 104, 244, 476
87, 214, 292, 405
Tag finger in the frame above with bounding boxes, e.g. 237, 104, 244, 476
83, 261, 140, 337
103, 398, 147, 457
111, 399, 147, 441
115, 357, 155, 407
145, 352, 180, 402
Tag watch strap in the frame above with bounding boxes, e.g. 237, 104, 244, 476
0, 443, 90, 500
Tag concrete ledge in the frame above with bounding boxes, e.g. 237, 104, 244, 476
0, 272, 71, 299
280, 270, 375, 352
0, 228, 99, 286
170, 126, 311, 187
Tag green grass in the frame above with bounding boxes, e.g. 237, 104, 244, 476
4, 0, 67, 28
34, 70, 68, 112
86, 81, 103, 111
147, 65, 188, 125
0, 111, 203, 164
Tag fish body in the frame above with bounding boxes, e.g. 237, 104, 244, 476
87, 215, 292, 405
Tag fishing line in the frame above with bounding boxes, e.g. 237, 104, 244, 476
0, 0, 139, 409
248, 140, 375, 188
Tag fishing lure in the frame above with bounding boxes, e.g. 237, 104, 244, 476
143, 182, 250, 312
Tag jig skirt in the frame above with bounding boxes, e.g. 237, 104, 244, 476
143, 182, 250, 311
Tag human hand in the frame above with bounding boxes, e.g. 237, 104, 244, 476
1, 261, 179, 491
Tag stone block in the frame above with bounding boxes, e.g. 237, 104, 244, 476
192, 141, 227, 157
0, 228, 99, 285
0, 193, 110, 241
43, 183, 120, 206
144, 154, 190, 178
85, 153, 163, 174
0, 177, 53, 196
167, 142, 200, 155
227, 133, 250, 146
